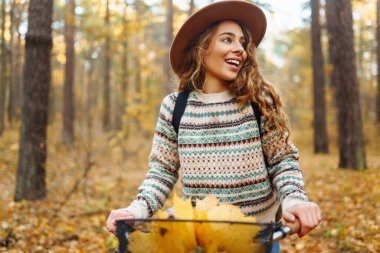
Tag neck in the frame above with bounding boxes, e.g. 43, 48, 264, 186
203, 75, 229, 94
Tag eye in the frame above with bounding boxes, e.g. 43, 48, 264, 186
222, 37, 232, 43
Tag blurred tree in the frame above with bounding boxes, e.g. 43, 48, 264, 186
0, 0, 6, 136
325, 0, 337, 89
62, 0, 76, 147
76, 0, 103, 127
377, 0, 380, 122
85, 43, 95, 153
271, 28, 313, 129
7, 0, 12, 126
311, 0, 328, 153
165, 0, 174, 93
325, 0, 367, 169
352, 0, 376, 123
115, 1, 129, 131
9, 0, 25, 125
134, 0, 142, 101
15, 0, 53, 201
103, 0, 111, 132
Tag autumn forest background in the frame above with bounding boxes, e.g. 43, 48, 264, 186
0, 0, 380, 252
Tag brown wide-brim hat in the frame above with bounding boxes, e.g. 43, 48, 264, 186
169, 0, 267, 75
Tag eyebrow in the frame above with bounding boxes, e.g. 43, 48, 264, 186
218, 32, 246, 40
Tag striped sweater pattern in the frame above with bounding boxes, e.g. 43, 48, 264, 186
126, 90, 308, 223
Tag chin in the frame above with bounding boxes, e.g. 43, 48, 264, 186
226, 76, 238, 82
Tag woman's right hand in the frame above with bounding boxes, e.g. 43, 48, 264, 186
106, 209, 135, 234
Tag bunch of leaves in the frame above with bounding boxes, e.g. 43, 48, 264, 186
128, 194, 264, 253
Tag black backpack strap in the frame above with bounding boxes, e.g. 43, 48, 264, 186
251, 102, 262, 135
250, 102, 270, 168
172, 90, 190, 135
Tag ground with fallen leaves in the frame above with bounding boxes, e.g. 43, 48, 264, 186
0, 123, 379, 253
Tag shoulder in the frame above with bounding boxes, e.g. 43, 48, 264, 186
161, 90, 195, 108
159, 92, 179, 120
161, 92, 179, 109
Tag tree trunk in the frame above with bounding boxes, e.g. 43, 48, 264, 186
115, 4, 128, 131
134, 0, 142, 103
15, 0, 53, 201
102, 0, 111, 132
356, 3, 370, 122
11, 0, 24, 122
86, 49, 94, 147
311, 0, 328, 153
377, 0, 380, 122
8, 0, 15, 126
326, 0, 367, 169
0, 0, 6, 136
325, 0, 338, 90
165, 0, 174, 93
5, 5, 12, 126
62, 0, 76, 147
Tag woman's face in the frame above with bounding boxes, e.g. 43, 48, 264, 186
203, 20, 247, 87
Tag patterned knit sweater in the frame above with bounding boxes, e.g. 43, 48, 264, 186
126, 90, 308, 223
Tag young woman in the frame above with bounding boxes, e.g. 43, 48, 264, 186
106, 0, 321, 251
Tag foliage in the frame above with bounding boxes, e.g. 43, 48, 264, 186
129, 195, 263, 253
1, 125, 380, 252
1, 0, 380, 252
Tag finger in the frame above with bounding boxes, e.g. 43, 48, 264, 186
311, 206, 320, 226
306, 203, 316, 225
282, 211, 296, 222
306, 209, 314, 226
307, 210, 316, 228
107, 211, 122, 230
107, 210, 136, 231
108, 210, 130, 224
302, 209, 317, 236
310, 203, 322, 224
105, 223, 115, 234
113, 211, 124, 219
115, 210, 134, 220
297, 213, 309, 237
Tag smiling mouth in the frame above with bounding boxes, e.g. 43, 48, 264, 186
225, 59, 241, 67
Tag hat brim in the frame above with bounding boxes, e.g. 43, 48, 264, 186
170, 0, 267, 75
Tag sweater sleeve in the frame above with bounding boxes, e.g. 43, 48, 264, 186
260, 114, 309, 212
125, 93, 180, 221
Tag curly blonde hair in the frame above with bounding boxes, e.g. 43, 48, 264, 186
176, 20, 291, 142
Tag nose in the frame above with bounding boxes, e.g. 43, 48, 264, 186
232, 42, 244, 54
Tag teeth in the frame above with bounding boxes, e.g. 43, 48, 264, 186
226, 59, 240, 66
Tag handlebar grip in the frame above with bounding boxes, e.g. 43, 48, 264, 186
272, 219, 300, 242
285, 218, 301, 235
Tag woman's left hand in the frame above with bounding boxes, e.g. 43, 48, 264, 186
283, 202, 322, 237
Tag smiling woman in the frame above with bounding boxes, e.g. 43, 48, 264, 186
202, 21, 248, 92
106, 1, 322, 252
